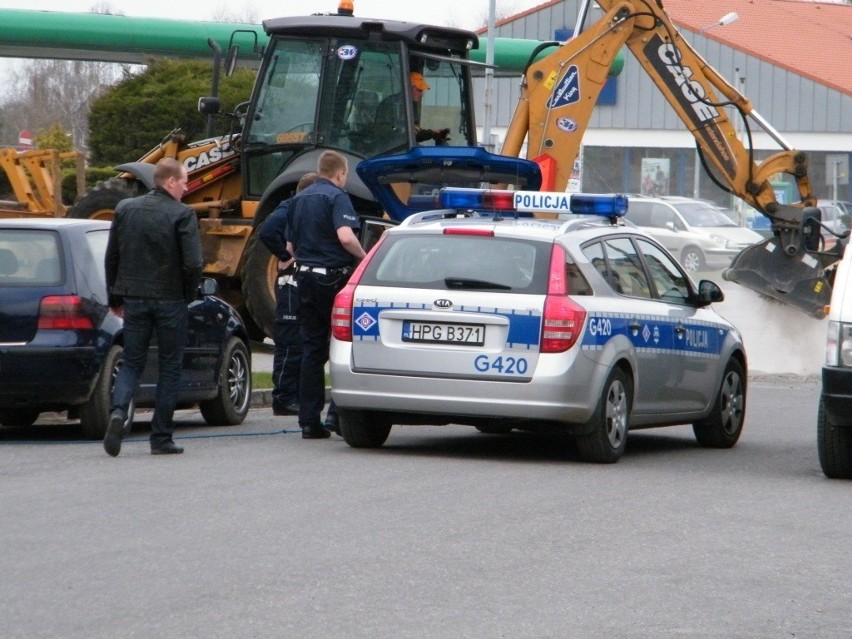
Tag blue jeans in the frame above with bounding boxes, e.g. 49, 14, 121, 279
295, 270, 347, 429
272, 274, 301, 409
110, 297, 188, 446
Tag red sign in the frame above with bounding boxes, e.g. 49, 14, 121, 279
18, 129, 32, 148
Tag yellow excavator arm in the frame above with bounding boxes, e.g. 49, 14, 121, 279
502, 0, 838, 318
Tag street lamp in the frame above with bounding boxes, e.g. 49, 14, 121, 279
693, 11, 740, 200
700, 12, 739, 32
481, 0, 497, 152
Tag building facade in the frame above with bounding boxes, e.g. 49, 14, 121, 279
472, 0, 852, 206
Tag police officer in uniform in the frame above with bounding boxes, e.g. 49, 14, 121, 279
285, 151, 366, 439
259, 172, 318, 416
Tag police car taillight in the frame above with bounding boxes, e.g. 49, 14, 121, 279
438, 187, 627, 218
541, 245, 586, 353
331, 235, 387, 342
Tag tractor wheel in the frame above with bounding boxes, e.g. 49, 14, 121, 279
241, 234, 278, 340
70, 178, 145, 221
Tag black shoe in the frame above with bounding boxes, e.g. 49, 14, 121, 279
103, 409, 126, 457
323, 418, 340, 435
151, 440, 184, 455
302, 426, 332, 439
273, 402, 300, 416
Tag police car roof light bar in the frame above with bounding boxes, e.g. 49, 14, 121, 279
438, 188, 517, 212
439, 188, 628, 218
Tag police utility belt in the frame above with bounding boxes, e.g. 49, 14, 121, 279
297, 264, 352, 276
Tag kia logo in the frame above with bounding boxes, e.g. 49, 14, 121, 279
434, 299, 453, 309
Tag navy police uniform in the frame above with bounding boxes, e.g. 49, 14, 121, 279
259, 198, 301, 414
285, 177, 360, 434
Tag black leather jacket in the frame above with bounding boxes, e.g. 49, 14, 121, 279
105, 187, 203, 307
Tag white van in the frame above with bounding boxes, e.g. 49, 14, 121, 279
819, 239, 852, 478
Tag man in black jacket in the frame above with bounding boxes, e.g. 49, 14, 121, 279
103, 157, 203, 457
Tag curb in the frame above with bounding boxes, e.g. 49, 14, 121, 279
250, 388, 331, 409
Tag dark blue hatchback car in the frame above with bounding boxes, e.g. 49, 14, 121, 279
0, 218, 252, 438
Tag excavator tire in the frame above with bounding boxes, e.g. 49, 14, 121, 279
241, 233, 278, 340
70, 178, 144, 220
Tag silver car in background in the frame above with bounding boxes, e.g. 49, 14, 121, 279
627, 196, 764, 273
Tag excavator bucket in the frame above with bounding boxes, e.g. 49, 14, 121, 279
723, 238, 832, 319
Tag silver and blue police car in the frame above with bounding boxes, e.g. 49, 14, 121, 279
329, 152, 747, 463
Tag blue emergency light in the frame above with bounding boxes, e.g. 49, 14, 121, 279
438, 188, 628, 218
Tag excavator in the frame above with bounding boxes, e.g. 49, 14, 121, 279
65, 0, 837, 337
498, 0, 840, 318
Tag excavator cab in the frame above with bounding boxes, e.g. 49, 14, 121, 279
241, 10, 481, 204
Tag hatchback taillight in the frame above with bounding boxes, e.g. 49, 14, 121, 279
541, 244, 585, 353
37, 295, 95, 330
331, 235, 387, 342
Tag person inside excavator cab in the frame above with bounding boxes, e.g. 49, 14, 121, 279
375, 71, 450, 145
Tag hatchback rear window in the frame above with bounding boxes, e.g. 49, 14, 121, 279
0, 230, 62, 286
360, 233, 551, 292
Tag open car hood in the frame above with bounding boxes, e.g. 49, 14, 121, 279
355, 147, 542, 221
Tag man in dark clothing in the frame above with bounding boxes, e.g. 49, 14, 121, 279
285, 151, 366, 439
258, 171, 318, 417
103, 157, 203, 457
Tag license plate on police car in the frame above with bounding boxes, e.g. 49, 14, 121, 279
402, 320, 485, 346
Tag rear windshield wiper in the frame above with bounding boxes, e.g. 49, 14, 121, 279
445, 277, 511, 290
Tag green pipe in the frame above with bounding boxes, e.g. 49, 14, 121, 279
472, 37, 625, 76
0, 9, 622, 77
0, 9, 267, 63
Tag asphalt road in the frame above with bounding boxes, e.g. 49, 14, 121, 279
1, 375, 849, 639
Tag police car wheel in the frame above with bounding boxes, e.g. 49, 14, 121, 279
692, 358, 746, 448
817, 396, 852, 479
338, 408, 392, 448
576, 367, 631, 464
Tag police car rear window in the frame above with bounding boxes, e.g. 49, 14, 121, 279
360, 234, 551, 293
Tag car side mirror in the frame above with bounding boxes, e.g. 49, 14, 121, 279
695, 279, 724, 307
200, 277, 218, 296
665, 221, 676, 231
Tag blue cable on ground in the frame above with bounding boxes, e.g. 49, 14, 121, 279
2, 427, 304, 445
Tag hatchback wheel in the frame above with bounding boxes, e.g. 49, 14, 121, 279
576, 368, 630, 463
692, 358, 746, 448
339, 408, 392, 448
817, 397, 852, 479
80, 344, 134, 439
199, 337, 251, 425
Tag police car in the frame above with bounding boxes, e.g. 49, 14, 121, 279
329, 154, 747, 463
